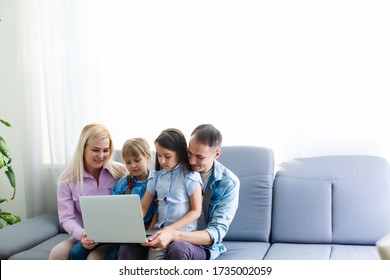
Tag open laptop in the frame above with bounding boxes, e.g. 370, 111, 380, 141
79, 194, 156, 243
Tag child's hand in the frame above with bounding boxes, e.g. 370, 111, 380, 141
81, 231, 98, 249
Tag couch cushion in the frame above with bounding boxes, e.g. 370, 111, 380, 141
272, 155, 390, 245
0, 211, 60, 259
272, 177, 332, 243
332, 176, 390, 244
218, 146, 274, 242
217, 241, 271, 260
9, 233, 70, 260
265, 243, 381, 260
264, 243, 332, 260
330, 244, 380, 260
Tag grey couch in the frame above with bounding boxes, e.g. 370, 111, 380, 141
1, 146, 389, 260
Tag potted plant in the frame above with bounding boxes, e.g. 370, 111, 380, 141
0, 119, 21, 228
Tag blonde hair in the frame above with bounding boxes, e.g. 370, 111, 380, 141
122, 137, 152, 161
58, 123, 124, 188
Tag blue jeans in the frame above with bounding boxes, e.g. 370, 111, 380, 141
69, 242, 119, 260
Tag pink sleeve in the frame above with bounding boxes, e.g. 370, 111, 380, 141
57, 182, 84, 241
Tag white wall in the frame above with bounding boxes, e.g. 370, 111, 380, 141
0, 0, 28, 220
96, 0, 390, 167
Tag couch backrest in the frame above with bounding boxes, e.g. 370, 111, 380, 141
271, 155, 390, 245
218, 146, 274, 242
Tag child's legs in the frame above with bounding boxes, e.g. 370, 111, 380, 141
105, 244, 119, 260
148, 247, 167, 260
48, 238, 76, 260
69, 241, 91, 260
87, 243, 114, 260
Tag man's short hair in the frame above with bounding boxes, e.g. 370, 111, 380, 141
191, 124, 222, 148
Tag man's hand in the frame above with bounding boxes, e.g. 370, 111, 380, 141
142, 226, 177, 251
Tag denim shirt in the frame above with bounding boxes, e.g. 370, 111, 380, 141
201, 160, 240, 259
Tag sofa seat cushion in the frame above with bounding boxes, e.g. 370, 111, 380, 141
0, 211, 60, 259
9, 233, 70, 260
264, 243, 381, 260
265, 243, 331, 260
330, 244, 381, 260
216, 241, 271, 260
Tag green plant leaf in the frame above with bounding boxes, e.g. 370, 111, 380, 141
0, 212, 21, 225
0, 153, 4, 169
5, 167, 16, 199
0, 119, 19, 227
0, 119, 11, 127
0, 136, 11, 159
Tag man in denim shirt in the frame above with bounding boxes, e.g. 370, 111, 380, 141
145, 124, 240, 259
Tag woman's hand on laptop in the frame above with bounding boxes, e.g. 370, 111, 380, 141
81, 231, 98, 249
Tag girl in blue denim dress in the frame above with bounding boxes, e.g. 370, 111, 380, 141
141, 128, 203, 260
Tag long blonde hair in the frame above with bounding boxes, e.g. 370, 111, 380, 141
57, 123, 124, 188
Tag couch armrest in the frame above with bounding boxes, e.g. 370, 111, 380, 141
0, 211, 60, 259
377, 232, 390, 260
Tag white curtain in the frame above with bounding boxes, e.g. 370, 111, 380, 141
17, 0, 103, 215
16, 0, 390, 216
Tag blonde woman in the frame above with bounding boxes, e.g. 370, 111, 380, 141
48, 124, 128, 260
